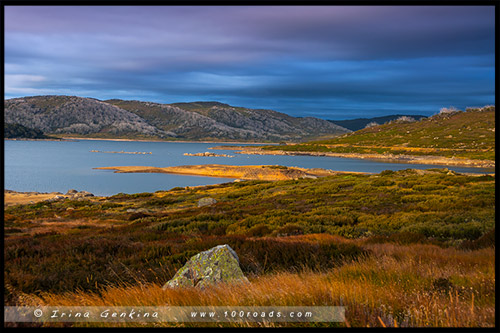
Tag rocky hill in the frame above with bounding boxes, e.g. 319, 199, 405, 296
4, 96, 170, 139
106, 99, 350, 141
4, 96, 350, 142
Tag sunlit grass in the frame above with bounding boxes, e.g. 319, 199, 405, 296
19, 243, 494, 328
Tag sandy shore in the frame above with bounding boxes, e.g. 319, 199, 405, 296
94, 164, 368, 181
211, 146, 495, 169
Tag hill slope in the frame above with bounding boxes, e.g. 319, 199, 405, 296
4, 96, 350, 142
105, 99, 350, 141
261, 106, 495, 161
4, 96, 170, 139
4, 123, 49, 139
329, 114, 427, 131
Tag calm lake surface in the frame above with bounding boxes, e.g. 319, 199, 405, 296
4, 139, 494, 196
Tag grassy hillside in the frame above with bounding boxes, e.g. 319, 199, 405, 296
5, 168, 495, 327
263, 106, 495, 161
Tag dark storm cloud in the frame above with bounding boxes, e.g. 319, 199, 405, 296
4, 6, 495, 118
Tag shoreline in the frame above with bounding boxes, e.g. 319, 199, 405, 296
94, 164, 367, 181
214, 147, 495, 169
5, 137, 279, 145
6, 165, 494, 206
8, 137, 492, 168
59, 137, 278, 145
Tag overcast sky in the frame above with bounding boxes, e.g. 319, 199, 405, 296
4, 5, 495, 119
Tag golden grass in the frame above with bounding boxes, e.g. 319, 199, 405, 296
19, 242, 495, 328
4, 191, 61, 206
93, 164, 347, 181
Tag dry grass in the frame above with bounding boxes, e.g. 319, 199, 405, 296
4, 191, 63, 206
94, 164, 344, 181
19, 242, 495, 328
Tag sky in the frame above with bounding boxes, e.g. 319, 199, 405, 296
4, 5, 496, 119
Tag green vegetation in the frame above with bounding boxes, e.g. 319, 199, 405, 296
263, 106, 495, 161
4, 168, 495, 327
5, 169, 494, 300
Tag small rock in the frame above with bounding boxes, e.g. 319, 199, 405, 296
66, 189, 78, 195
126, 208, 151, 214
74, 191, 94, 198
163, 244, 248, 290
197, 197, 217, 207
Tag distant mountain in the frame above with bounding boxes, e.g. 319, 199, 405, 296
4, 96, 350, 142
329, 114, 427, 131
4, 123, 48, 139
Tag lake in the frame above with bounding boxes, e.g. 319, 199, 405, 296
4, 139, 494, 196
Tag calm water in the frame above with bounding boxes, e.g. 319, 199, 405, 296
4, 139, 494, 196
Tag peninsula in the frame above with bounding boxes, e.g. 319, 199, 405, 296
94, 164, 363, 181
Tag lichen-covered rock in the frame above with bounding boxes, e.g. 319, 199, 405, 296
162, 244, 248, 290
197, 197, 217, 207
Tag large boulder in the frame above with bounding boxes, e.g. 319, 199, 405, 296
162, 244, 248, 290
197, 197, 217, 207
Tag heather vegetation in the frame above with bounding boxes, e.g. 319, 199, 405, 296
4, 168, 495, 327
263, 106, 495, 161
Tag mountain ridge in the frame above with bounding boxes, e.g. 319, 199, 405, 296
4, 95, 350, 142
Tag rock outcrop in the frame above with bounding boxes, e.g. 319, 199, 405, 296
197, 197, 217, 207
162, 244, 248, 290
184, 152, 234, 157
45, 190, 94, 202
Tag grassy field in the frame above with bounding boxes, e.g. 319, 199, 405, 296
4, 168, 495, 327
261, 106, 495, 161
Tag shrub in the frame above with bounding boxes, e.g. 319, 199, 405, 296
459, 228, 495, 250
246, 224, 272, 237
274, 224, 304, 237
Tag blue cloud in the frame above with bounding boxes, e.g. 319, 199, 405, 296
4, 6, 495, 119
